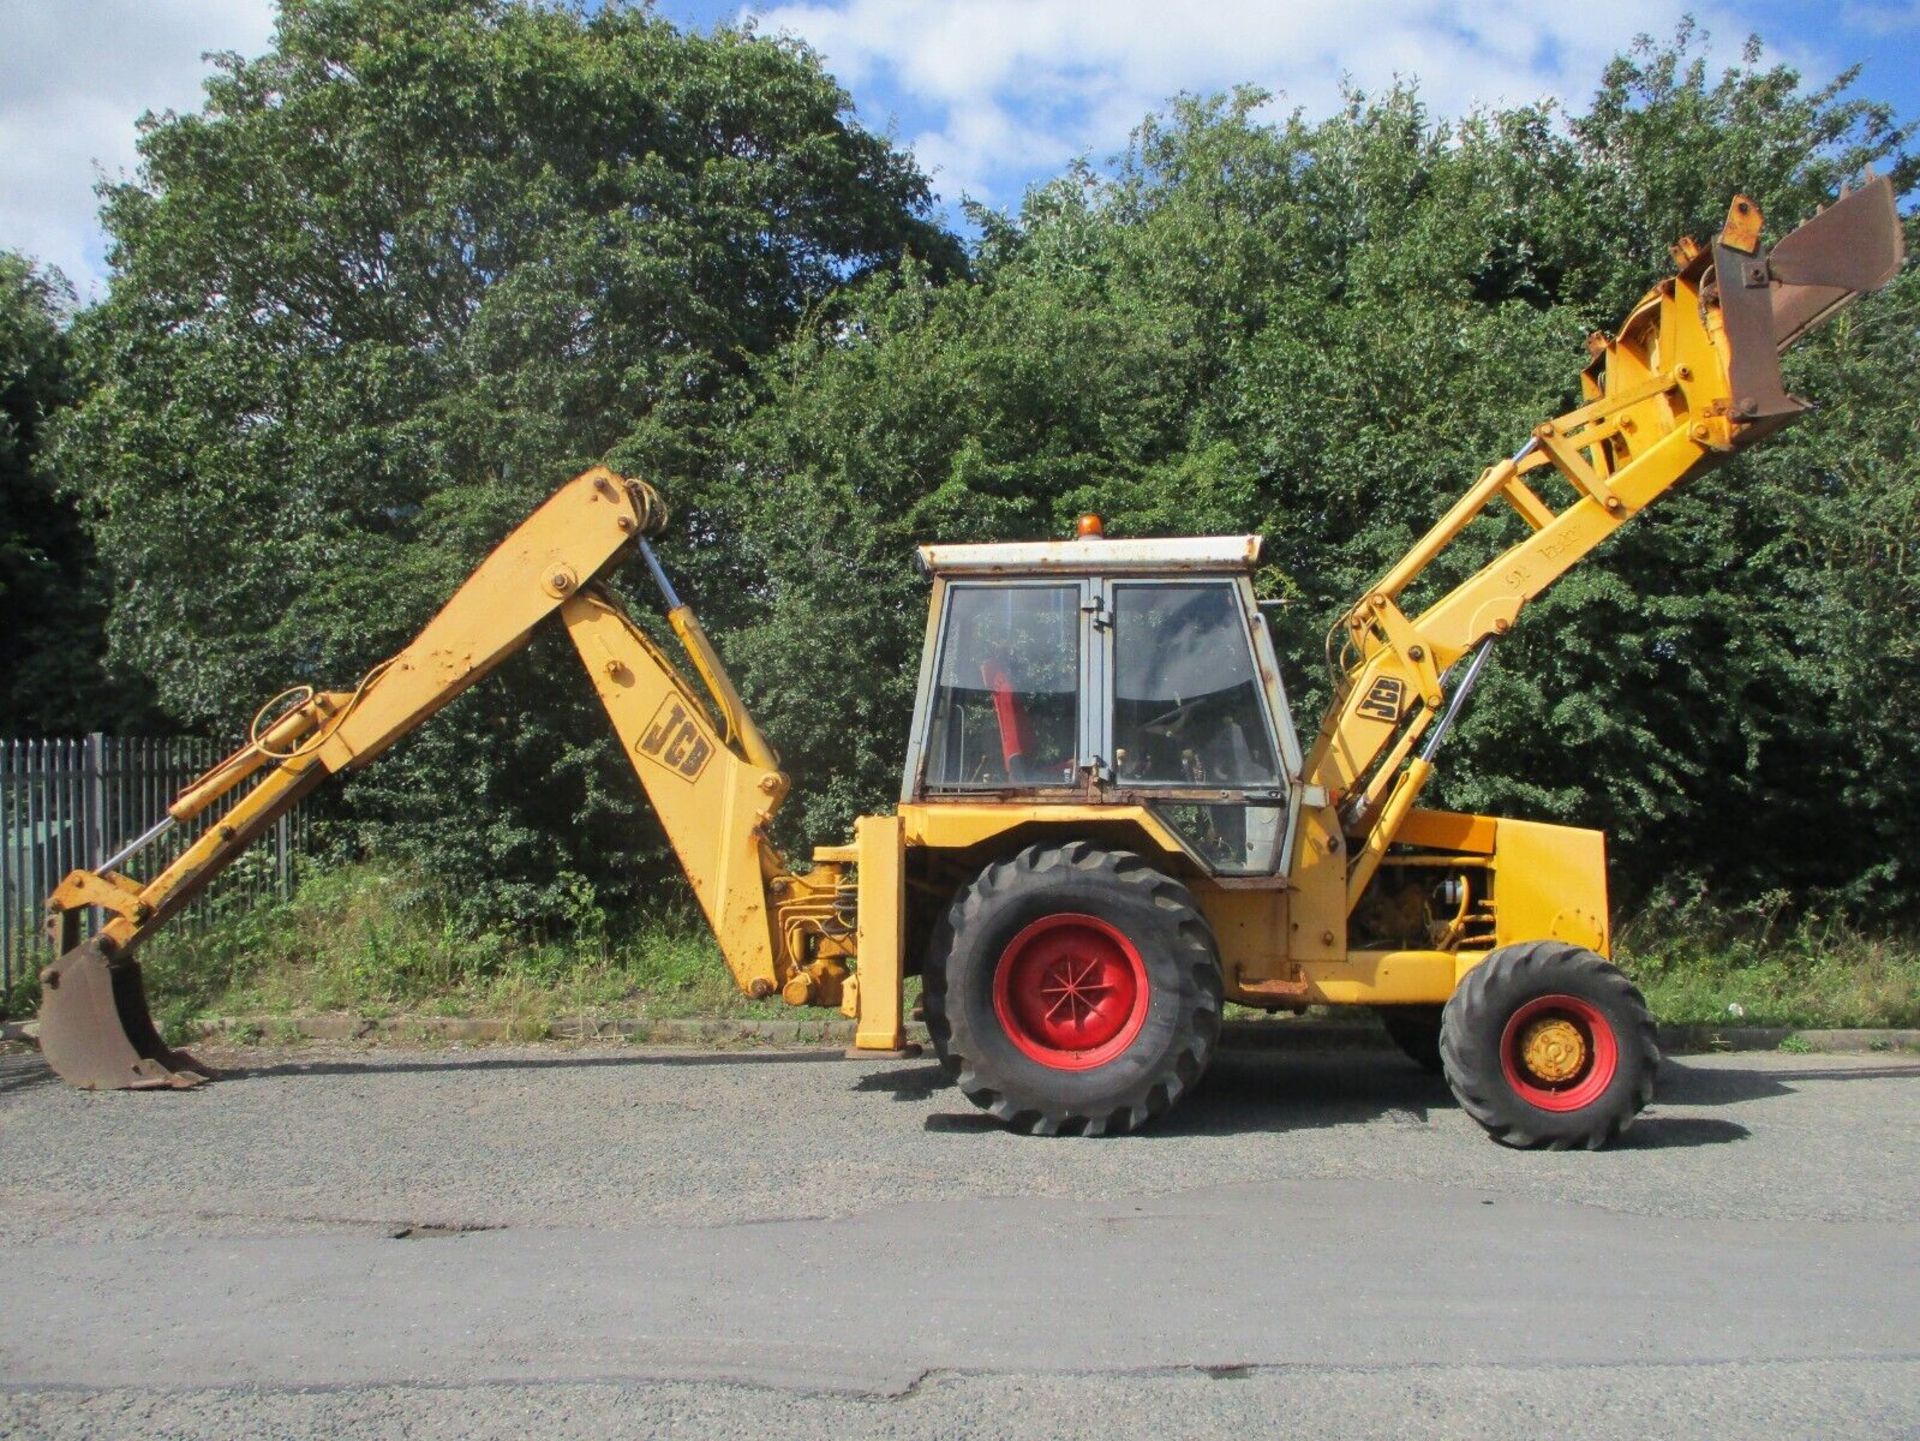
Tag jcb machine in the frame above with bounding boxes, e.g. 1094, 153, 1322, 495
37, 183, 1903, 1148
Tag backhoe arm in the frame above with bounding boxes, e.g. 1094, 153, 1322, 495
37, 468, 674, 1087
1294, 179, 1904, 913
37, 462, 883, 1092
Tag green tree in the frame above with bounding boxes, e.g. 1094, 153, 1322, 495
61, 0, 955, 919
723, 27, 1918, 918
0, 252, 156, 734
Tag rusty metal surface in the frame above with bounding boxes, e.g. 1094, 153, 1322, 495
1236, 972, 1314, 1002
917, 534, 1263, 577
36, 937, 211, 1090
1718, 177, 1904, 426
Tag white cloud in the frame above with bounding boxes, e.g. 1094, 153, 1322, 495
0, 0, 275, 296
0, 0, 1858, 294
1841, 1, 1920, 34
746, 0, 1826, 211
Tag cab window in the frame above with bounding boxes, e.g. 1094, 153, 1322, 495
1112, 583, 1278, 789
923, 585, 1080, 789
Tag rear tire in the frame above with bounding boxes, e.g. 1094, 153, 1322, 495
1441, 940, 1658, 1150
923, 842, 1221, 1136
1377, 1005, 1444, 1073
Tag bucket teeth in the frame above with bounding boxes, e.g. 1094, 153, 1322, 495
36, 937, 215, 1091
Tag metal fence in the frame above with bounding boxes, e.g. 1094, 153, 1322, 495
0, 734, 310, 1009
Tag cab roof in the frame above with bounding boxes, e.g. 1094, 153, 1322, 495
916, 535, 1263, 578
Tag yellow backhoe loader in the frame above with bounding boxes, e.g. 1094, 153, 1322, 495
35, 182, 1904, 1147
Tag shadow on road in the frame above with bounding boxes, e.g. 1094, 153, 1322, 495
1657, 1058, 1920, 1106
1158, 1050, 1453, 1138
900, 1047, 1919, 1144
1616, 1117, 1750, 1147
899, 1049, 1460, 1138
227, 1049, 852, 1080
0, 1049, 58, 1094
855, 1063, 949, 1102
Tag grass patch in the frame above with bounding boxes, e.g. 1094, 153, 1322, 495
136, 861, 794, 1041
1614, 892, 1920, 1029
28, 864, 1920, 1041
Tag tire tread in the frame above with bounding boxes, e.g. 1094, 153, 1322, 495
1441, 940, 1658, 1150
924, 843, 1221, 1136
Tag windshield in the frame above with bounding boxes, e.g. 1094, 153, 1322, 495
1112, 582, 1279, 789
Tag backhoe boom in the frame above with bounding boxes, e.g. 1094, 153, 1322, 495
35, 466, 892, 1090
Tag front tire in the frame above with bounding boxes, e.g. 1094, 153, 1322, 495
1441, 940, 1658, 1150
924, 842, 1222, 1136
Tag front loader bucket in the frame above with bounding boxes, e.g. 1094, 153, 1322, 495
1716, 175, 1905, 430
37, 938, 214, 1090
1766, 175, 1905, 350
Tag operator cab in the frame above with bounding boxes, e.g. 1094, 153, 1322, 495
901, 525, 1305, 875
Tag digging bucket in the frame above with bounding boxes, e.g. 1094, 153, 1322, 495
37, 936, 213, 1090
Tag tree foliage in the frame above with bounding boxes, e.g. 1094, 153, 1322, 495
0, 253, 156, 733
55, 10, 1920, 923
60, 0, 954, 919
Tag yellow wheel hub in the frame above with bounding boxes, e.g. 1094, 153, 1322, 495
1519, 1016, 1588, 1084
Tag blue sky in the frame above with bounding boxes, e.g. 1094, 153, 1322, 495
3, 1, 1915, 294
673, 0, 1920, 222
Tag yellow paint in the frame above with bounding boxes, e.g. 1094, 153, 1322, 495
852, 813, 908, 1051
562, 591, 789, 997
1300, 949, 1464, 1004
898, 800, 1190, 859
666, 604, 781, 771
1520, 1016, 1587, 1083
1394, 807, 1496, 853
1490, 817, 1610, 955
1287, 804, 1349, 962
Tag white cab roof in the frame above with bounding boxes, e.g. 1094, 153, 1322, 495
917, 535, 1263, 577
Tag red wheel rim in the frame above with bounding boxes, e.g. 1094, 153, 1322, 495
992, 913, 1149, 1070
1499, 993, 1618, 1112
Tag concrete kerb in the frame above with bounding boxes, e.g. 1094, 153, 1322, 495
145, 1014, 1920, 1054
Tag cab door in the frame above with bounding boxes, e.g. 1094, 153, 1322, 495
1095, 575, 1298, 875
906, 578, 1098, 794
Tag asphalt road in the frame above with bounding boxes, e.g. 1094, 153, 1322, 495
1, 1038, 1916, 1439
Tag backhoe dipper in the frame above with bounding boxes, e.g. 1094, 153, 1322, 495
36, 181, 1903, 1147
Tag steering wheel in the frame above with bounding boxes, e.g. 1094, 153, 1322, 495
1141, 698, 1204, 737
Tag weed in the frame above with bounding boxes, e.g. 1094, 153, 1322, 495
137, 859, 793, 1036
1615, 900, 1920, 1029
266, 1018, 302, 1046
121, 861, 1920, 1040
1777, 1034, 1814, 1054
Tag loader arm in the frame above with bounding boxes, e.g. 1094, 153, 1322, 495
1294, 180, 1905, 914
35, 466, 869, 1090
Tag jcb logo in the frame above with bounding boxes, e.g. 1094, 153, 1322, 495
638, 697, 713, 782
1356, 676, 1405, 724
